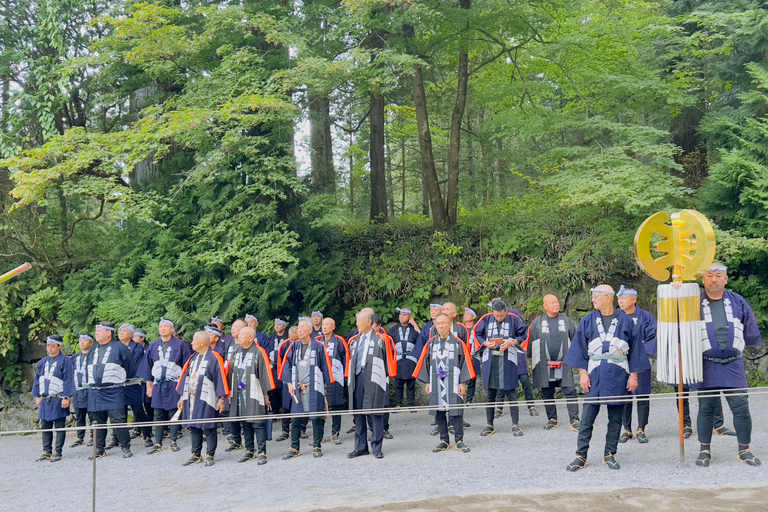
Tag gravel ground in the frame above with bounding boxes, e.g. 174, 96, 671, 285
1, 391, 766, 512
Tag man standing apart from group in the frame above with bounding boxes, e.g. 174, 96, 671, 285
525, 294, 580, 432
694, 263, 762, 467
564, 285, 650, 471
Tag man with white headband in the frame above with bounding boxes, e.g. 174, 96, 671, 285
211, 316, 235, 347
463, 308, 482, 404
269, 316, 290, 442
33, 334, 76, 462
245, 314, 273, 354
388, 307, 420, 410
695, 263, 762, 467
70, 333, 93, 448
139, 317, 191, 454
564, 285, 650, 471
616, 286, 657, 444
87, 321, 138, 460
310, 311, 324, 340
130, 328, 154, 446
106, 323, 151, 450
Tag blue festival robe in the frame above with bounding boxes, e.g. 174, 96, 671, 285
347, 330, 397, 410
177, 349, 229, 429
282, 340, 334, 419
210, 340, 227, 359
229, 343, 275, 423
277, 339, 295, 411
563, 310, 651, 405
71, 352, 90, 410
413, 333, 475, 418
123, 341, 146, 406
87, 341, 137, 411
256, 331, 272, 354
473, 312, 529, 391
388, 323, 420, 381
316, 333, 348, 406
32, 353, 76, 421
628, 307, 657, 395
700, 290, 762, 389
269, 332, 289, 392
139, 337, 191, 410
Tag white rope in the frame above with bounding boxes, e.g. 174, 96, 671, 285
4, 386, 768, 437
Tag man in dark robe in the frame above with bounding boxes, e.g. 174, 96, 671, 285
282, 320, 334, 459
70, 333, 93, 448
694, 263, 762, 467
310, 311, 324, 340
140, 317, 192, 454
268, 316, 290, 441
230, 326, 275, 464
616, 286, 656, 443
318, 317, 348, 444
563, 285, 650, 471
131, 328, 154, 446
388, 307, 420, 410
524, 294, 579, 431
33, 334, 76, 462
463, 308, 482, 405
473, 300, 528, 437
86, 321, 137, 460
177, 331, 229, 466
347, 309, 397, 459
414, 314, 474, 453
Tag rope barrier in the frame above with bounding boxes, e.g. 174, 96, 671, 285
3, 386, 767, 437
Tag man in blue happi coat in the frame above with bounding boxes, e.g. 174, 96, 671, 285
70, 333, 93, 448
564, 285, 651, 471
86, 321, 137, 460
140, 317, 191, 454
473, 300, 529, 437
616, 286, 657, 444
695, 263, 762, 467
318, 317, 348, 444
33, 334, 76, 462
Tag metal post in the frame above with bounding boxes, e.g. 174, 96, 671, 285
676, 302, 685, 464
92, 422, 97, 512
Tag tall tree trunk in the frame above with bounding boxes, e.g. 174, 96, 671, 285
349, 130, 355, 214
413, 63, 449, 231
446, 0, 470, 226
309, 91, 336, 193
386, 137, 395, 216
369, 93, 387, 222
401, 139, 406, 214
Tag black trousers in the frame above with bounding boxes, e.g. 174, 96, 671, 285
576, 403, 623, 458
291, 417, 324, 451
130, 403, 152, 438
698, 389, 751, 445
74, 407, 90, 441
190, 427, 218, 457
541, 380, 580, 422
487, 388, 519, 425
226, 408, 243, 443
677, 387, 725, 428
466, 378, 477, 403
329, 403, 344, 435
241, 421, 267, 454
41, 418, 66, 454
153, 408, 180, 444
622, 396, 650, 431
90, 409, 130, 453
394, 378, 416, 407
353, 374, 383, 453
436, 411, 463, 443
518, 373, 535, 406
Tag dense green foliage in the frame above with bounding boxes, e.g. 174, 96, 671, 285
2, 0, 768, 389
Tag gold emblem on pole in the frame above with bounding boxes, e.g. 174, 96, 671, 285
634, 209, 716, 283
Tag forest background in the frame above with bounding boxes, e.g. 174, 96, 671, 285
2, 0, 768, 391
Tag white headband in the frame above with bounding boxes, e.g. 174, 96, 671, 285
465, 307, 477, 317
245, 314, 257, 322
274, 319, 288, 327
205, 326, 221, 337
46, 336, 63, 345
96, 324, 115, 332
616, 285, 637, 297
430, 303, 442, 309
396, 307, 412, 314
159, 317, 174, 327
589, 288, 615, 295
708, 264, 727, 272
79, 335, 93, 342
